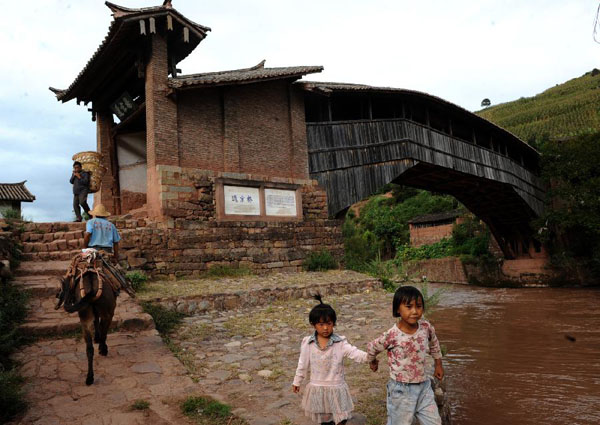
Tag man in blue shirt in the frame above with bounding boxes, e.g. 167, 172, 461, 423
84, 204, 121, 262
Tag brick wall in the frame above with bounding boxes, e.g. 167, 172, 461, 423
409, 223, 454, 247
176, 81, 309, 179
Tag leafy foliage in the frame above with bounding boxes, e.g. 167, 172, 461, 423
181, 396, 247, 424
125, 271, 148, 292
303, 249, 338, 271
394, 217, 492, 266
343, 186, 460, 271
534, 132, 600, 274
131, 399, 150, 411
0, 282, 29, 422
477, 70, 600, 142
0, 209, 22, 220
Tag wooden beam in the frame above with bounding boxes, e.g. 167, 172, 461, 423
149, 17, 156, 34
183, 27, 189, 43
139, 20, 146, 35
167, 14, 173, 30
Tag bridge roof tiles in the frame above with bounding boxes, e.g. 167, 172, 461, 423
0, 181, 35, 202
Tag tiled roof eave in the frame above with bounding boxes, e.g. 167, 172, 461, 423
52, 4, 210, 103
0, 182, 36, 202
169, 65, 324, 90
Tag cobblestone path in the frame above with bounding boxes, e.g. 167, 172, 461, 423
10, 257, 197, 425
169, 288, 449, 425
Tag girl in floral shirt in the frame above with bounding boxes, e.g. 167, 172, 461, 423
367, 286, 444, 425
292, 295, 370, 425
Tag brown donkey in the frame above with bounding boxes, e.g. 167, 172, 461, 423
55, 251, 134, 386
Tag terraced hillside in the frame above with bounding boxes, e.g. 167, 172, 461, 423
477, 69, 600, 142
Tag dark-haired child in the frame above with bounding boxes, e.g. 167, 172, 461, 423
292, 295, 371, 425
367, 286, 444, 425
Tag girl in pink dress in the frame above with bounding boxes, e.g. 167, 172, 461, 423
292, 295, 372, 425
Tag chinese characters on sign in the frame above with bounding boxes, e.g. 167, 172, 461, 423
265, 189, 297, 216
224, 186, 260, 215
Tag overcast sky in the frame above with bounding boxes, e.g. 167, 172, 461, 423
1, 0, 598, 222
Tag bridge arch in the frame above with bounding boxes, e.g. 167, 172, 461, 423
298, 82, 546, 259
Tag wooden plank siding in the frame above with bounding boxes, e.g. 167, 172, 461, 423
306, 118, 545, 218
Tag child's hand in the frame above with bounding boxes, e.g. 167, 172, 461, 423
292, 385, 300, 393
434, 362, 444, 380
369, 359, 379, 372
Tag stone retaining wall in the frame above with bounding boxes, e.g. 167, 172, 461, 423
152, 278, 381, 314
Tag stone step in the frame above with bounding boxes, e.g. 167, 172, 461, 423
22, 221, 86, 234
22, 250, 82, 262
21, 294, 155, 336
21, 229, 85, 243
15, 260, 71, 277
13, 275, 61, 297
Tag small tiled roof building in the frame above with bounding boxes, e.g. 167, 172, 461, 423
0, 181, 35, 216
408, 210, 463, 247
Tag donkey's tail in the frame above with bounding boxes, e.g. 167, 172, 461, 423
64, 291, 96, 313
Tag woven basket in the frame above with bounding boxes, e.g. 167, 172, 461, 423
72, 151, 107, 194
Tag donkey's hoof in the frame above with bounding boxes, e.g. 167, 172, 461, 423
99, 347, 108, 356
86, 376, 94, 386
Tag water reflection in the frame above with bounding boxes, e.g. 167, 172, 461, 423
429, 284, 600, 425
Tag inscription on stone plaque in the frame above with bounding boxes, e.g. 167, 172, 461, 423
265, 188, 297, 216
224, 185, 260, 215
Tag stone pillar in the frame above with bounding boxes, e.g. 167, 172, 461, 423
145, 32, 179, 218
95, 111, 119, 214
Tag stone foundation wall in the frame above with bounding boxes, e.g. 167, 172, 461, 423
404, 257, 468, 284
114, 166, 343, 277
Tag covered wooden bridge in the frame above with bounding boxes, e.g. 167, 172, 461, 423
298, 82, 545, 259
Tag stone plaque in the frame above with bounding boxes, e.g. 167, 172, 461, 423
224, 185, 260, 215
265, 188, 297, 216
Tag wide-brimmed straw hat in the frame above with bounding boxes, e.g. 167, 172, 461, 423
89, 204, 111, 217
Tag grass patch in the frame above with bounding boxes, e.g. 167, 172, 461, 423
181, 396, 247, 424
303, 249, 338, 271
223, 301, 308, 338
178, 322, 213, 342
204, 265, 253, 279
131, 399, 150, 410
140, 302, 185, 335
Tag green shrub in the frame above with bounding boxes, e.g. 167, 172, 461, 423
0, 282, 29, 422
141, 302, 185, 335
343, 219, 381, 271
0, 208, 22, 220
181, 396, 231, 419
0, 370, 27, 423
365, 256, 399, 292
304, 249, 338, 272
126, 271, 148, 292
131, 399, 150, 410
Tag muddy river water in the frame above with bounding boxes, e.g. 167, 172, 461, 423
429, 284, 600, 425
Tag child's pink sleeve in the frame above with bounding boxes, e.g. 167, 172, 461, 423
366, 329, 390, 362
292, 337, 310, 387
428, 323, 442, 360
341, 339, 368, 363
